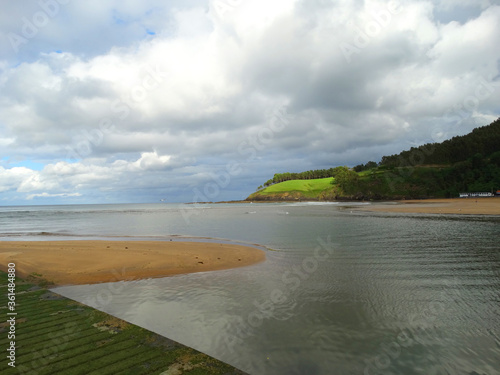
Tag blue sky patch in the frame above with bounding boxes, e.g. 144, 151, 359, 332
9, 160, 45, 171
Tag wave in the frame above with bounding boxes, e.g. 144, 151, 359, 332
0, 231, 87, 238
281, 202, 340, 207
0, 203, 189, 217
0, 209, 183, 216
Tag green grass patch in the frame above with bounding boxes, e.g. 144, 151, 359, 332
262, 177, 333, 193
250, 177, 335, 199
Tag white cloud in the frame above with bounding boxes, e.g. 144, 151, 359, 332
0, 151, 178, 201
26, 192, 82, 200
0, 137, 15, 147
0, 166, 34, 193
132, 151, 172, 171
428, 6, 500, 76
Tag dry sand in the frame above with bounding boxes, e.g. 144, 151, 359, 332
358, 197, 500, 215
0, 240, 266, 286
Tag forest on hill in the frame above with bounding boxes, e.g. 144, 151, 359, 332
249, 118, 500, 201
380, 117, 500, 167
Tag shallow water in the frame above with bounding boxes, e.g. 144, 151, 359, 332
3, 203, 499, 374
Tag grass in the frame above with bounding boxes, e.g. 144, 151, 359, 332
0, 271, 248, 375
252, 177, 334, 198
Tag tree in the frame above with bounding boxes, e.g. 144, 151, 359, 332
331, 166, 359, 193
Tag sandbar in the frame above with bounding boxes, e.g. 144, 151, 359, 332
357, 197, 500, 215
0, 240, 266, 286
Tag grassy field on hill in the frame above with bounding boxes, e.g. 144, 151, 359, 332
260, 178, 334, 195
248, 177, 336, 200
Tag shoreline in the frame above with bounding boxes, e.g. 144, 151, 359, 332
209, 197, 500, 215
0, 240, 266, 286
355, 197, 500, 215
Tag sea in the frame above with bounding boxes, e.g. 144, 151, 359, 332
1, 202, 499, 375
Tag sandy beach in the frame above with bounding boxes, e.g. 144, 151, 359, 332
358, 197, 500, 215
0, 240, 266, 286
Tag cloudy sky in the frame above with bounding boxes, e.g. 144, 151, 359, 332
0, 0, 499, 204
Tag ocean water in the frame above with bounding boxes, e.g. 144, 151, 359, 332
2, 203, 500, 374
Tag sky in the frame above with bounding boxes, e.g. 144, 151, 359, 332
0, 0, 499, 205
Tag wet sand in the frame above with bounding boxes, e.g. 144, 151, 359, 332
0, 240, 266, 286
358, 197, 500, 215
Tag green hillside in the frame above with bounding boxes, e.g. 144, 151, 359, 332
248, 178, 335, 200
261, 178, 333, 194
247, 119, 500, 201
